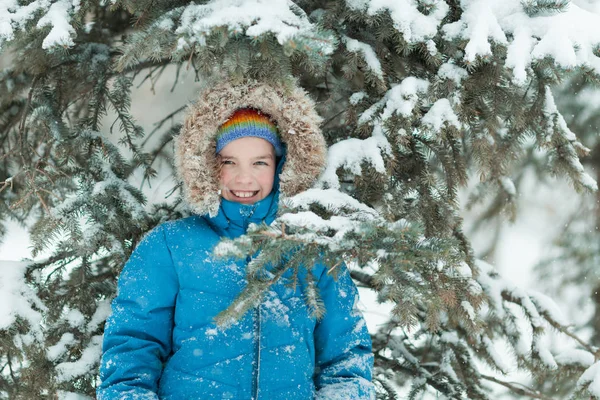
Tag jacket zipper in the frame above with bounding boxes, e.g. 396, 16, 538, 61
252, 306, 262, 400
244, 209, 261, 400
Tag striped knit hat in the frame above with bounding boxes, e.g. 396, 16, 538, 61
215, 108, 284, 156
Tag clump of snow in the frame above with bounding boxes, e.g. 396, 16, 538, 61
284, 188, 379, 217
56, 391, 92, 400
214, 240, 246, 258
345, 0, 449, 44
65, 308, 86, 328
279, 212, 356, 242
577, 360, 600, 396
206, 327, 219, 337
55, 335, 103, 382
555, 348, 595, 367
533, 336, 558, 369
421, 98, 461, 132
482, 336, 510, 373
505, 27, 536, 85
543, 86, 576, 141
0, 1, 44, 45
318, 121, 390, 190
444, 1, 507, 62
359, 77, 430, 124
461, 301, 476, 321
343, 36, 383, 80
440, 331, 460, 345
37, 0, 79, 49
173, 0, 334, 54
0, 261, 46, 331
515, 326, 531, 357
455, 262, 472, 278
86, 299, 112, 333
543, 86, 598, 191
349, 92, 367, 105
437, 62, 469, 85
528, 290, 567, 325
499, 176, 516, 196
47, 333, 76, 362
425, 39, 437, 56
382, 77, 430, 120
0, 0, 79, 50
443, 1, 600, 81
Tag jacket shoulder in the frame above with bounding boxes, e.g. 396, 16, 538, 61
159, 216, 220, 249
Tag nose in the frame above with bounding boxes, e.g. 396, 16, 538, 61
234, 168, 253, 185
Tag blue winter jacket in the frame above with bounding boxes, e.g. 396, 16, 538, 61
97, 155, 375, 399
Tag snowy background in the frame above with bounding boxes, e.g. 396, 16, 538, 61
2, 0, 600, 397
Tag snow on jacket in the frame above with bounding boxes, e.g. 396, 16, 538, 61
97, 79, 375, 400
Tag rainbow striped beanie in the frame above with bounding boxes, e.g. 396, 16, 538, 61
215, 108, 283, 156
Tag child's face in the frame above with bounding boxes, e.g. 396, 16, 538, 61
218, 137, 276, 204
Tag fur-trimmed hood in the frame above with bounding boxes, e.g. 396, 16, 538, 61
174, 79, 327, 216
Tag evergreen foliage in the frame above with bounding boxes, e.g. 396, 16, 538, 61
1, 0, 600, 398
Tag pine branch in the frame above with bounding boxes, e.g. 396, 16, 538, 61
522, 0, 570, 17
502, 290, 597, 355
480, 374, 556, 400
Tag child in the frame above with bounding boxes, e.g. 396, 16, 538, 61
97, 80, 375, 400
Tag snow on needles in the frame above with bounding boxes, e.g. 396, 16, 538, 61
475, 259, 566, 369
319, 122, 390, 190
421, 98, 461, 133
175, 0, 333, 52
0, 261, 46, 331
284, 188, 379, 217
343, 36, 383, 80
443, 0, 600, 85
345, 0, 449, 45
0, 0, 80, 50
37, 0, 79, 49
578, 361, 600, 398
55, 335, 103, 382
544, 86, 598, 191
359, 77, 430, 125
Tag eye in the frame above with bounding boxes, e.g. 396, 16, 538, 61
221, 160, 234, 165
254, 161, 269, 166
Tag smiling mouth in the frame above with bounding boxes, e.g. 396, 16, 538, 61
231, 190, 259, 198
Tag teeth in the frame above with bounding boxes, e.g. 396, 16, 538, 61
232, 191, 257, 198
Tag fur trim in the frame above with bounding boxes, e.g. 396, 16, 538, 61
174, 79, 327, 216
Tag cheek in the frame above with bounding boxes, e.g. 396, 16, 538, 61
219, 169, 230, 186
260, 167, 275, 190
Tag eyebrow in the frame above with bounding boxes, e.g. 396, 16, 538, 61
253, 154, 274, 160
218, 154, 274, 160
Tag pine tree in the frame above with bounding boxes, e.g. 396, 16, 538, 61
1, 0, 600, 399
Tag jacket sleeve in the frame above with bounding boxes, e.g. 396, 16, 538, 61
97, 224, 178, 400
313, 263, 376, 400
